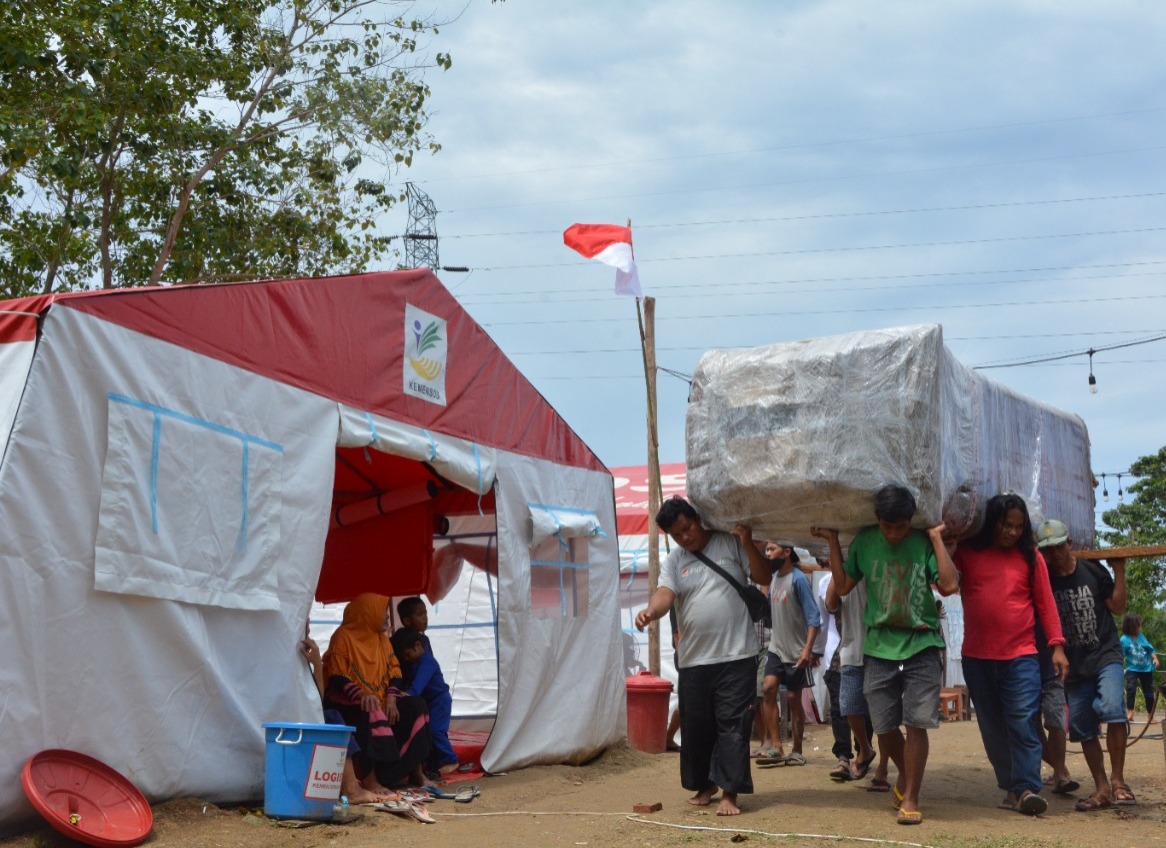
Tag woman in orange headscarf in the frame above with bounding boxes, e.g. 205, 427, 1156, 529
322, 593, 433, 788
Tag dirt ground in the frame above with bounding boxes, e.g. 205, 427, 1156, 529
6, 718, 1166, 848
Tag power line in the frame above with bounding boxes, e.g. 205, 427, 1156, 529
459, 259, 1166, 301
451, 143, 1166, 213
462, 268, 1165, 308
442, 190, 1166, 241
525, 358, 1166, 382
973, 333, 1166, 370
483, 293, 1166, 328
474, 225, 1166, 272
501, 334, 1166, 358
415, 106, 1166, 186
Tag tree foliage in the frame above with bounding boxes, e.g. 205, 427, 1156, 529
0, 0, 451, 297
1098, 445, 1166, 653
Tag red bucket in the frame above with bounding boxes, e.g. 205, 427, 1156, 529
625, 671, 674, 753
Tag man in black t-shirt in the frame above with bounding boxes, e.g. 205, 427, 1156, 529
1037, 519, 1132, 811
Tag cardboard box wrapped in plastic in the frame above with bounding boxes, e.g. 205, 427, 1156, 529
686, 324, 1094, 550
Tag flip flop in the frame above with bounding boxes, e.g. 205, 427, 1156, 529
891, 785, 905, 810
374, 798, 432, 822
867, 777, 891, 793
1112, 783, 1137, 806
851, 752, 876, 780
1051, 779, 1080, 795
997, 794, 1019, 811
756, 753, 788, 767
1018, 791, 1048, 816
783, 752, 806, 766
1075, 795, 1113, 812
896, 809, 923, 825
423, 785, 478, 803
829, 760, 853, 781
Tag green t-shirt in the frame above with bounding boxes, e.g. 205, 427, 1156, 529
843, 525, 944, 661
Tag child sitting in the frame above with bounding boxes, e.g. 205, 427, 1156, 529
392, 600, 459, 776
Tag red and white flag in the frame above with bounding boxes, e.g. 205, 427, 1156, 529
562, 223, 643, 297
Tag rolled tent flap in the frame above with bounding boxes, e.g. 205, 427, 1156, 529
330, 480, 438, 530
527, 503, 607, 548
336, 405, 496, 495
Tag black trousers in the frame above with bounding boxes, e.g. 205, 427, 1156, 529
678, 656, 755, 794
825, 668, 853, 760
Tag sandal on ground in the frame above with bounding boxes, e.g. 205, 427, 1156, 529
756, 750, 788, 767
1075, 794, 1113, 812
374, 798, 436, 823
896, 808, 923, 825
783, 752, 806, 766
1018, 790, 1048, 816
997, 793, 1019, 811
829, 759, 853, 781
1051, 779, 1080, 795
1112, 783, 1137, 806
851, 751, 876, 780
891, 785, 905, 810
867, 777, 891, 793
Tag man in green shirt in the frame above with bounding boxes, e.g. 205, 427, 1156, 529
813, 485, 958, 825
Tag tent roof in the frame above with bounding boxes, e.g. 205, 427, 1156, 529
1, 272, 603, 471
611, 462, 686, 535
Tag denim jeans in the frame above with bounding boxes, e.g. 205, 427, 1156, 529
962, 654, 1043, 795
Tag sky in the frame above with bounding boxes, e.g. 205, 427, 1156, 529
389, 1, 1166, 527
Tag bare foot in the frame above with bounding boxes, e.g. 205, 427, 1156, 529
716, 793, 741, 816
688, 786, 718, 806
346, 786, 392, 804
363, 778, 396, 796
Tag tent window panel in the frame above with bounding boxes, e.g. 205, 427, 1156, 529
94, 395, 284, 611
529, 536, 590, 620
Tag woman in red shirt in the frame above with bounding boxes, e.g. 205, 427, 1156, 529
954, 493, 1068, 816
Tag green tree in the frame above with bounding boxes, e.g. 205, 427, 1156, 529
1099, 445, 1166, 659
0, 0, 452, 298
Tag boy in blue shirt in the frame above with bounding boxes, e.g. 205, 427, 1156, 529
394, 597, 459, 775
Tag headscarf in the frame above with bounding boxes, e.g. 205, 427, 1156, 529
322, 593, 403, 704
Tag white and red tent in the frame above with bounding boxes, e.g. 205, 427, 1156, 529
0, 271, 624, 829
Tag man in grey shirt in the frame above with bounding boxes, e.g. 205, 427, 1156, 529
636, 496, 763, 816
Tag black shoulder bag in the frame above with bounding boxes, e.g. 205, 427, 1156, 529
690, 549, 772, 628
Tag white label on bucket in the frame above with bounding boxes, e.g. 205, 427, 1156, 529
304, 745, 347, 800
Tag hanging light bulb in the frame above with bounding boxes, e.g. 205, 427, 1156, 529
1117, 474, 1124, 503
1101, 473, 1108, 502
1088, 349, 1098, 394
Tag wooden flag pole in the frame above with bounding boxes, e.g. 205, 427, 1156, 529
637, 294, 661, 676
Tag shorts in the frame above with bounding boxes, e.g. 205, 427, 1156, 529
862, 647, 941, 735
839, 664, 869, 717
764, 651, 811, 691
1066, 662, 1127, 742
1040, 676, 1068, 733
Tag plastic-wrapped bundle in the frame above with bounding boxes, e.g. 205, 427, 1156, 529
685, 324, 1094, 550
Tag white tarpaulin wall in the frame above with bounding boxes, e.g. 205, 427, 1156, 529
0, 308, 335, 825
0, 276, 624, 831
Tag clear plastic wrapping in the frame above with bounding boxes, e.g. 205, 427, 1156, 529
686, 324, 1094, 550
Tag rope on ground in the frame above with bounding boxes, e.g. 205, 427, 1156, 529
626, 816, 940, 848
434, 810, 939, 848
436, 810, 629, 817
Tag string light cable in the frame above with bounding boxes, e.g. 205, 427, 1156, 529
973, 332, 1166, 370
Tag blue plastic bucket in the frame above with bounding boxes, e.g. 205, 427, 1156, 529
262, 722, 355, 820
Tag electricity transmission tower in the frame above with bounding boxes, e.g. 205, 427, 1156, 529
405, 182, 439, 270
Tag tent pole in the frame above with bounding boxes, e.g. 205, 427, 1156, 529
638, 295, 662, 677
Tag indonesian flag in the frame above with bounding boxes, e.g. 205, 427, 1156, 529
562, 223, 643, 297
